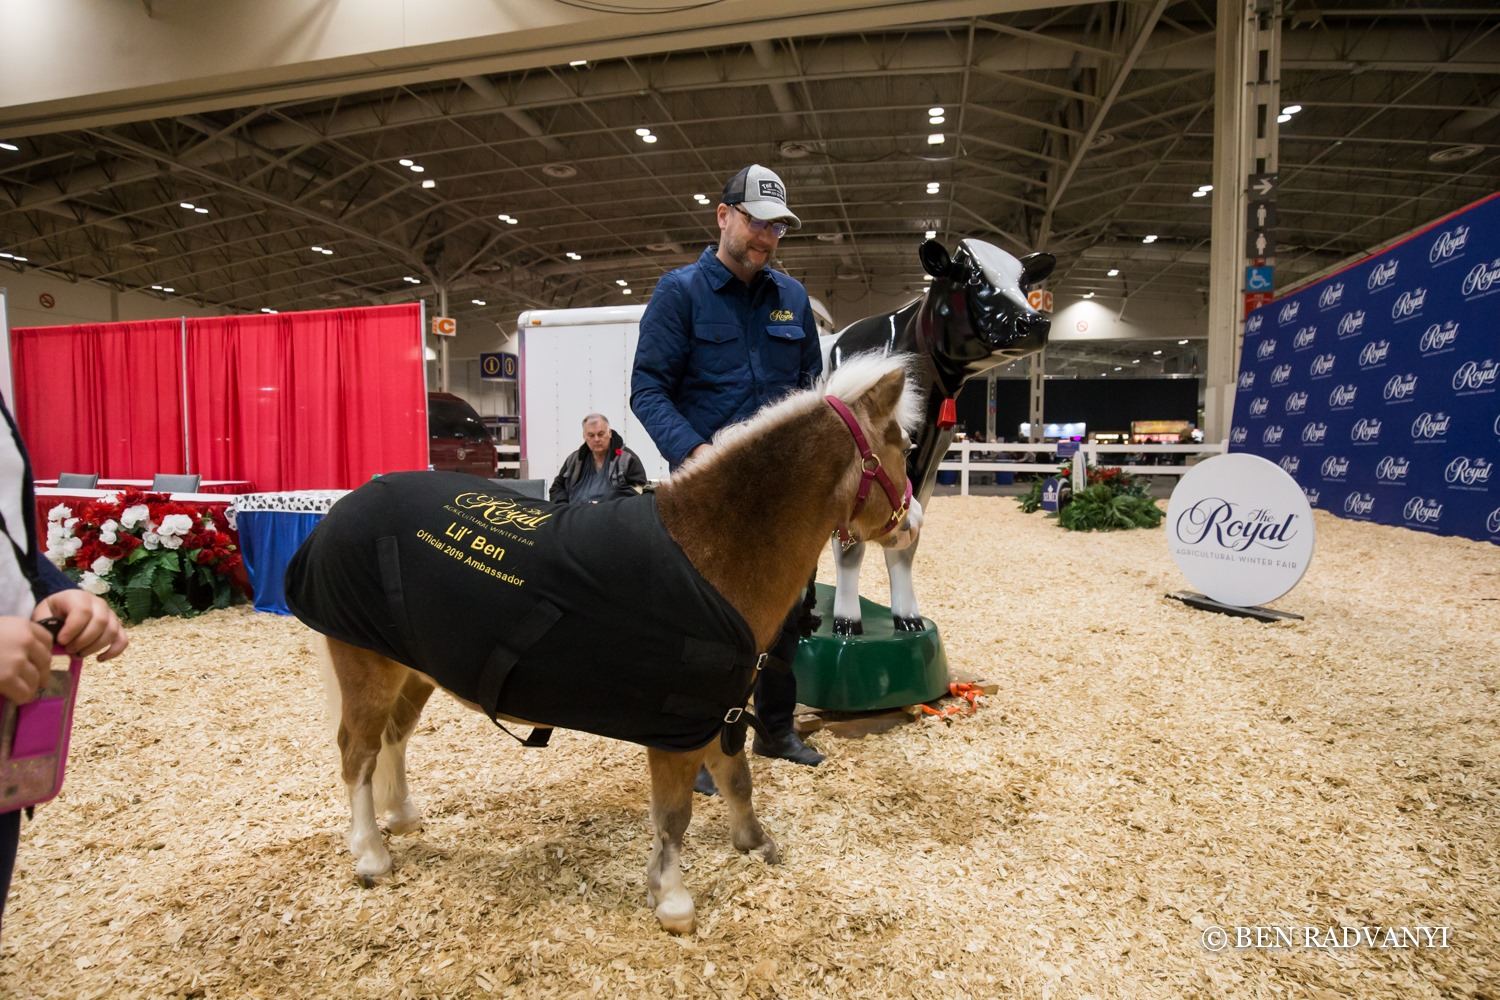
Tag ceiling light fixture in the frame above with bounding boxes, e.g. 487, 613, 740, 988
926, 182, 940, 194
616, 279, 627, 286
150, 284, 162, 290
194, 206, 209, 214
179, 202, 195, 210
622, 288, 633, 295
1152, 349, 1163, 355
162, 287, 175, 293
409, 164, 425, 173
1142, 234, 1158, 244
1277, 113, 1293, 124
1282, 104, 1302, 115
927, 133, 944, 145
1178, 339, 1190, 345
928, 106, 944, 117
471, 299, 486, 306
642, 134, 658, 144
399, 158, 414, 167
634, 128, 651, 137
1199, 184, 1213, 192
570, 59, 588, 67
925, 230, 937, 239
1192, 190, 1208, 198
0, 142, 18, 152
1083, 292, 1095, 299
1114, 366, 1123, 371
1132, 359, 1141, 364
1107, 268, 1119, 277
261, 307, 278, 314
421, 179, 436, 189
310, 245, 324, 252
566, 251, 582, 260
928, 115, 945, 125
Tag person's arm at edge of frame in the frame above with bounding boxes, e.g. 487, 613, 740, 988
31, 533, 128, 663
630, 276, 707, 467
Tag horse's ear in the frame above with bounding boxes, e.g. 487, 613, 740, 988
1020, 252, 1056, 288
919, 239, 951, 278
865, 367, 908, 416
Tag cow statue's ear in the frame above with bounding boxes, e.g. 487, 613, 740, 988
1020, 252, 1057, 288
918, 239, 952, 278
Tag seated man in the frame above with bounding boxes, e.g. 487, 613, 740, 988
549, 413, 648, 503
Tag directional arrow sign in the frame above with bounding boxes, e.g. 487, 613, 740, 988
1249, 172, 1278, 198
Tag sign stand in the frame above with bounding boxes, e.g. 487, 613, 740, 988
1166, 590, 1303, 623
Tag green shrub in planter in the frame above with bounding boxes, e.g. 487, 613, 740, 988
1057, 484, 1164, 531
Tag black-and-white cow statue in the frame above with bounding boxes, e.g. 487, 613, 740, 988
823, 237, 1054, 634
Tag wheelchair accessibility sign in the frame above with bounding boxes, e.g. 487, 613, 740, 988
1245, 265, 1274, 293
480, 351, 519, 381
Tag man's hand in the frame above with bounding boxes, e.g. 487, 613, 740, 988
33, 590, 128, 662
0, 616, 54, 704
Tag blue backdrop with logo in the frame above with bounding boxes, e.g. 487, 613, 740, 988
1231, 192, 1499, 545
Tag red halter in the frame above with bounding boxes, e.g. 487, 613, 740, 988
825, 395, 913, 547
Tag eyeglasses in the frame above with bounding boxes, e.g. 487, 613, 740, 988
733, 205, 789, 239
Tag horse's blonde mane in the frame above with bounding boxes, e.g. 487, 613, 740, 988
702, 352, 922, 461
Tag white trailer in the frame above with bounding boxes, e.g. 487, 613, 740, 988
516, 297, 837, 485
516, 305, 665, 483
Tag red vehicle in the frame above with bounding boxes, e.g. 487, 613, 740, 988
427, 392, 498, 476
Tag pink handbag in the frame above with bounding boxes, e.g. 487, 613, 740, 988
0, 618, 82, 813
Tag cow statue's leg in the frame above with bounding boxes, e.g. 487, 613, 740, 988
645, 747, 704, 934
830, 536, 867, 635
702, 741, 781, 864
884, 536, 925, 631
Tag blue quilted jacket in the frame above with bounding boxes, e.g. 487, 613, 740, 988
631, 247, 822, 467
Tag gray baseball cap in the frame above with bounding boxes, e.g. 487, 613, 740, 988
721, 164, 801, 229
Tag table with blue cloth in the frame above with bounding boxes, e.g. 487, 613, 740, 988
231, 491, 349, 614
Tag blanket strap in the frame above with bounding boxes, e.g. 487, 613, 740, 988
477, 599, 564, 749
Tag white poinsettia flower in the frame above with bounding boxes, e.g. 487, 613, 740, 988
45, 545, 68, 568
142, 530, 162, 550
80, 571, 110, 595
64, 517, 78, 529
47, 504, 73, 523
90, 555, 114, 575
157, 513, 194, 537
63, 537, 83, 556
121, 504, 151, 529
98, 519, 120, 544
46, 523, 68, 544
160, 534, 184, 550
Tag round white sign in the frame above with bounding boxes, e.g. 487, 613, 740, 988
1165, 453, 1316, 607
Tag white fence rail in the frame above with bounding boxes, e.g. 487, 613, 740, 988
935, 441, 1228, 496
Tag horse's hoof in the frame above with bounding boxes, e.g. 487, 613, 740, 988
358, 874, 377, 889
832, 617, 863, 636
383, 808, 423, 836
893, 616, 926, 633
751, 837, 782, 865
654, 894, 697, 935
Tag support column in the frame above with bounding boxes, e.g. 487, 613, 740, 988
1203, 0, 1253, 443
437, 285, 450, 393
1027, 350, 1046, 443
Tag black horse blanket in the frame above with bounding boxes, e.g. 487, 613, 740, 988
284, 471, 760, 752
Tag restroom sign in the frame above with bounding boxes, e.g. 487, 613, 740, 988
480, 351, 518, 381
431, 315, 457, 337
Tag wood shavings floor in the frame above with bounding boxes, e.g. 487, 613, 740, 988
3, 498, 1496, 999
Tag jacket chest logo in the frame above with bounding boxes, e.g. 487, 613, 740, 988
769, 309, 795, 323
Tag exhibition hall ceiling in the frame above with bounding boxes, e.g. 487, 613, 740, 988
0, 0, 1496, 377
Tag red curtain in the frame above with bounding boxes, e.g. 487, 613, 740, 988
184, 304, 426, 491
10, 320, 186, 480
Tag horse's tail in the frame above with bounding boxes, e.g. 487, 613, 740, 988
313, 633, 344, 739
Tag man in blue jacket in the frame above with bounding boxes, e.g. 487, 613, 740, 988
631, 164, 824, 793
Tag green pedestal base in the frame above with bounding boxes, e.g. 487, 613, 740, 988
792, 583, 948, 712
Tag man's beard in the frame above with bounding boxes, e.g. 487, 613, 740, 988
724, 233, 771, 273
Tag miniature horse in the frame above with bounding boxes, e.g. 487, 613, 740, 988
304, 353, 922, 934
